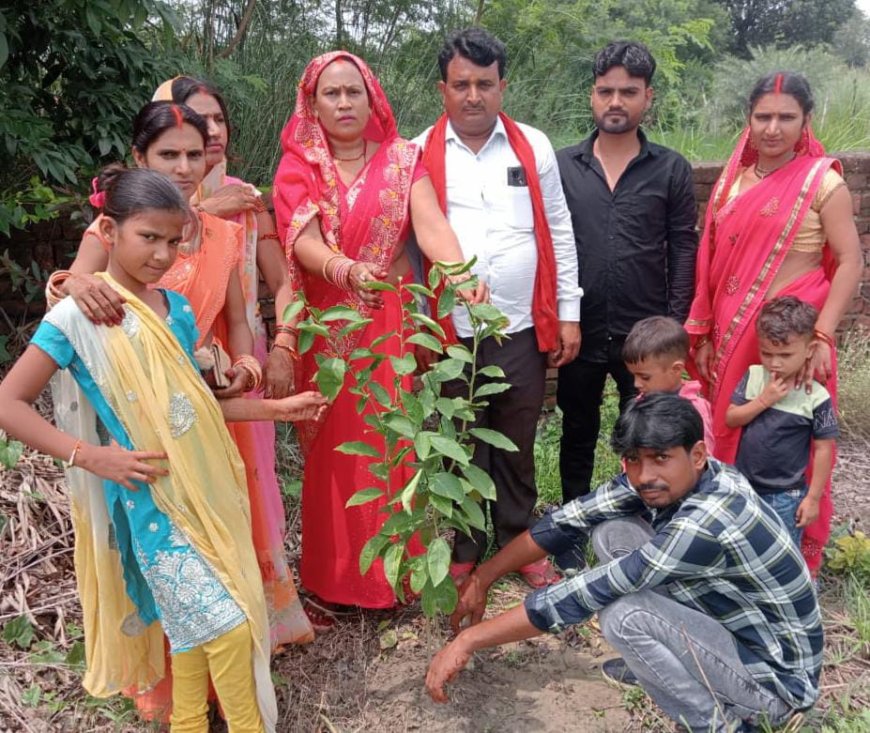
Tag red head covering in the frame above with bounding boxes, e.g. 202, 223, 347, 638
272, 51, 398, 249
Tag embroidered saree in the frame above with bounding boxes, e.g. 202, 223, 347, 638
686, 126, 841, 574
37, 280, 277, 731
273, 51, 423, 607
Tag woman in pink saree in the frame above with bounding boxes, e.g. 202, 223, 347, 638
273, 52, 484, 623
687, 72, 862, 575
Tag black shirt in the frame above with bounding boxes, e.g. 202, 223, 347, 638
557, 130, 698, 361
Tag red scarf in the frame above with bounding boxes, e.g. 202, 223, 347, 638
421, 112, 559, 352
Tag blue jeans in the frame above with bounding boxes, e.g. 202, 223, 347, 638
761, 488, 808, 548
593, 518, 793, 732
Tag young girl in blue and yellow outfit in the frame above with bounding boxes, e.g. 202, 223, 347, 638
0, 168, 325, 732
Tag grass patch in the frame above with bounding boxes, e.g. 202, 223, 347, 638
837, 328, 870, 440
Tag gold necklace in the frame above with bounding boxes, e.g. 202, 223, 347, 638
754, 153, 796, 179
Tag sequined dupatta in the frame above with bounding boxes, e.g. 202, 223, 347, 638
45, 276, 277, 730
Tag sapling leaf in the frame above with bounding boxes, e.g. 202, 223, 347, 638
321, 306, 364, 322
469, 427, 519, 452
459, 495, 487, 531
345, 487, 384, 508
389, 353, 417, 376
414, 432, 431, 460
478, 365, 506, 379
399, 470, 422, 513
430, 436, 469, 466
475, 382, 512, 398
437, 288, 456, 319
281, 299, 305, 323
297, 328, 315, 355
407, 332, 444, 353
384, 414, 416, 439
446, 345, 473, 363
404, 282, 435, 299
431, 358, 465, 383
369, 381, 392, 408
409, 312, 446, 339
337, 441, 381, 458
338, 318, 374, 337
383, 542, 404, 587
359, 533, 391, 575
297, 322, 330, 337
315, 357, 346, 400
435, 397, 456, 418
461, 464, 497, 501
427, 537, 451, 587
430, 472, 465, 501
364, 280, 398, 292
429, 493, 454, 517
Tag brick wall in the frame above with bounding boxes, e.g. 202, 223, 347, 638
2, 153, 869, 336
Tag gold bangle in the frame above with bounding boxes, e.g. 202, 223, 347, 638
46, 270, 72, 308
271, 342, 300, 361
321, 253, 345, 284
233, 354, 262, 392
813, 329, 835, 348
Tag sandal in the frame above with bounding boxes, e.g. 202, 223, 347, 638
301, 595, 344, 633
449, 561, 475, 589
518, 558, 561, 589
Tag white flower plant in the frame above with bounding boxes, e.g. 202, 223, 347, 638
285, 261, 517, 617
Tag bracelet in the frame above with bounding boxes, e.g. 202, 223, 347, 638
322, 253, 345, 283
271, 342, 300, 361
694, 334, 710, 350
46, 270, 72, 308
333, 259, 356, 291
275, 324, 297, 336
260, 231, 280, 241
233, 354, 263, 392
65, 439, 83, 468
813, 329, 835, 347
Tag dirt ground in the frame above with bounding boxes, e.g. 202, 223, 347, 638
1, 428, 868, 731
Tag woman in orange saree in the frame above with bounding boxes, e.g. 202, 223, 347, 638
686, 72, 862, 576
273, 52, 484, 620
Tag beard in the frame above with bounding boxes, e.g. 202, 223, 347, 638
593, 110, 639, 135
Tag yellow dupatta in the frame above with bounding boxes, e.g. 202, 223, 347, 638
46, 275, 276, 730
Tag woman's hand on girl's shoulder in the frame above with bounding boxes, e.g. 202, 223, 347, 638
199, 184, 259, 218
76, 440, 168, 491
66, 273, 126, 326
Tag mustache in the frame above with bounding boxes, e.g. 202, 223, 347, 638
637, 482, 669, 493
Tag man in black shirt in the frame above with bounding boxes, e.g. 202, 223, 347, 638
557, 41, 698, 505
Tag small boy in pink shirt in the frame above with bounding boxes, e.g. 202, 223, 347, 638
623, 316, 716, 455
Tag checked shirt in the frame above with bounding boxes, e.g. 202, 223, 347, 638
524, 459, 822, 710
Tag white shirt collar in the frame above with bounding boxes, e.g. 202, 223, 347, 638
444, 116, 507, 152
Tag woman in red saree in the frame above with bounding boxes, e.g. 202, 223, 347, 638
686, 72, 862, 575
273, 52, 485, 620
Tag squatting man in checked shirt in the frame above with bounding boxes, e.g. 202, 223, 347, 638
425, 393, 821, 732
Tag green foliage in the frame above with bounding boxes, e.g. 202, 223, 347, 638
3, 615, 35, 649
0, 249, 50, 365
713, 0, 857, 57
698, 45, 870, 153
0, 431, 24, 470
0, 0, 181, 231
292, 263, 513, 617
826, 531, 870, 584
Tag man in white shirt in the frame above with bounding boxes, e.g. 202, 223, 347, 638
415, 27, 582, 589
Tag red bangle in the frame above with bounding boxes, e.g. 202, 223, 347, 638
813, 329, 835, 347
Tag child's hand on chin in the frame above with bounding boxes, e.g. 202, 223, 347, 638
272, 391, 328, 422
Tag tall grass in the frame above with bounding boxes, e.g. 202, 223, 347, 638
837, 328, 870, 439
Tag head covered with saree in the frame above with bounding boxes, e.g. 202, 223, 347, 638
272, 51, 420, 450
272, 51, 401, 262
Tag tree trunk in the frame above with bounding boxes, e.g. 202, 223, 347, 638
219, 0, 257, 58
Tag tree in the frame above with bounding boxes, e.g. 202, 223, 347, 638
0, 0, 181, 234
714, 0, 857, 57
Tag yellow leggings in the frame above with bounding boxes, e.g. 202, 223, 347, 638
170, 621, 264, 733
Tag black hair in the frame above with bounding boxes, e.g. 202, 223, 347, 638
167, 76, 232, 150
756, 296, 818, 344
592, 41, 656, 85
131, 101, 208, 155
610, 393, 703, 455
623, 316, 690, 364
438, 27, 507, 81
96, 166, 188, 224
748, 72, 814, 116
